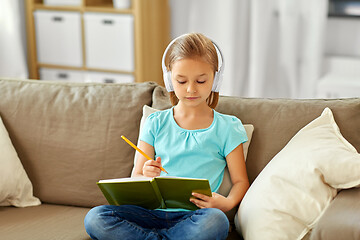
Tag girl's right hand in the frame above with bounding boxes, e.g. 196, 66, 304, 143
142, 157, 162, 178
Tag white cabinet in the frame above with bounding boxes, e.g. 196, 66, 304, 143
34, 10, 83, 67
39, 68, 84, 82
317, 56, 360, 98
317, 75, 360, 98
84, 13, 134, 72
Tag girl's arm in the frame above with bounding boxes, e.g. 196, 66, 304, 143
222, 143, 250, 210
190, 144, 250, 212
131, 141, 163, 178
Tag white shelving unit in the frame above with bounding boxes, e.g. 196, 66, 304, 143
25, 0, 170, 86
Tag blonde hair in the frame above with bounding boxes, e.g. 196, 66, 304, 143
165, 33, 219, 109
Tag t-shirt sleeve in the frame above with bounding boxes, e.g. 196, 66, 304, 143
139, 113, 158, 147
223, 116, 248, 157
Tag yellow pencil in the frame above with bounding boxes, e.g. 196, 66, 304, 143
121, 135, 168, 174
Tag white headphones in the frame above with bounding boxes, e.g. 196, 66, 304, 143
161, 34, 225, 92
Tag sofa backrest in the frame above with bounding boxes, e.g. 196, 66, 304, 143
1, 79, 359, 208
151, 86, 360, 183
0, 78, 156, 207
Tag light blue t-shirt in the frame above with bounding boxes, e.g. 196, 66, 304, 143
140, 107, 248, 193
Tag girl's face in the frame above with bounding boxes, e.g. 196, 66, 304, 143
171, 57, 214, 107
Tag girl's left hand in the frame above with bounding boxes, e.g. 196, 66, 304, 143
190, 192, 232, 212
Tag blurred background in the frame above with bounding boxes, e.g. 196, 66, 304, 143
0, 0, 359, 99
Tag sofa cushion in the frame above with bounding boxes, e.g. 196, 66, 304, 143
236, 108, 360, 239
310, 188, 360, 240
0, 79, 156, 207
0, 116, 40, 207
152, 86, 360, 184
0, 204, 90, 240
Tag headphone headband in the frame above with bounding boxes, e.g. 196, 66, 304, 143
161, 34, 225, 92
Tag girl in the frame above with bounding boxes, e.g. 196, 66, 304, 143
84, 33, 249, 240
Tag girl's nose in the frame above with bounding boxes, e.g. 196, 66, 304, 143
187, 83, 197, 93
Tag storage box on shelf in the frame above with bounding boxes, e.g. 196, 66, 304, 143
25, 0, 169, 86
83, 12, 134, 72
39, 67, 134, 83
113, 0, 131, 9
85, 71, 134, 83
43, 0, 82, 6
34, 10, 83, 67
39, 68, 84, 82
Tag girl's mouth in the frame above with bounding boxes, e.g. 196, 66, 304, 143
185, 97, 199, 100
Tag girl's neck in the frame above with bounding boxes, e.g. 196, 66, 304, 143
174, 101, 212, 117
173, 102, 214, 130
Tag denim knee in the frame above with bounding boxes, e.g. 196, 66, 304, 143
200, 208, 230, 240
84, 205, 109, 239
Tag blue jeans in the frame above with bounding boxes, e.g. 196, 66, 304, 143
84, 205, 229, 240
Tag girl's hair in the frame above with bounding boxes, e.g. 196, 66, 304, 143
164, 33, 219, 109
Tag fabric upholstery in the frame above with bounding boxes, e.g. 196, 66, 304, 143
151, 86, 360, 184
310, 188, 360, 240
0, 79, 156, 207
0, 204, 90, 240
0, 79, 359, 240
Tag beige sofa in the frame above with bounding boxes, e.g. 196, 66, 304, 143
0, 78, 359, 240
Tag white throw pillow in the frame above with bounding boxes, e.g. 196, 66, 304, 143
131, 105, 254, 197
0, 116, 41, 207
236, 107, 360, 240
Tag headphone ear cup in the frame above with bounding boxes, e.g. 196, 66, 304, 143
164, 71, 174, 92
212, 72, 220, 92
167, 71, 173, 90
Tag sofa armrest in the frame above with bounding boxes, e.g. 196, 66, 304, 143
310, 188, 360, 240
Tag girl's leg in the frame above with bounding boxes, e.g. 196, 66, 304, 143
160, 208, 229, 240
84, 205, 229, 240
84, 205, 167, 240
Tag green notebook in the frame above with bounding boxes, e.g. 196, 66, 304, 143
97, 176, 212, 210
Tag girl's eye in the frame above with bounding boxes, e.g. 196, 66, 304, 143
197, 80, 206, 84
177, 81, 186, 84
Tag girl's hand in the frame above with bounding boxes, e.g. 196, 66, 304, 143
142, 157, 162, 178
190, 192, 233, 212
